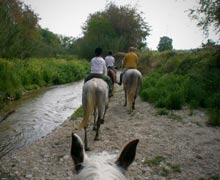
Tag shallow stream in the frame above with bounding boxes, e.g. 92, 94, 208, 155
0, 81, 83, 159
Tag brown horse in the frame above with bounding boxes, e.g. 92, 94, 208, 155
107, 68, 116, 90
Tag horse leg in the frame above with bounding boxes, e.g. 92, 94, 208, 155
101, 103, 108, 124
124, 88, 127, 106
84, 127, 90, 151
93, 108, 97, 131
132, 83, 141, 110
132, 95, 136, 110
94, 116, 101, 141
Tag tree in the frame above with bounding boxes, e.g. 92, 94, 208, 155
104, 3, 150, 50
189, 0, 220, 36
202, 39, 216, 48
0, 0, 74, 58
35, 28, 64, 57
0, 0, 40, 58
75, 2, 151, 59
157, 36, 173, 52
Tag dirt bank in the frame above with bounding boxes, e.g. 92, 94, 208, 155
0, 84, 220, 180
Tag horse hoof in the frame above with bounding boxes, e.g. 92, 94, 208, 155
109, 93, 113, 97
85, 147, 91, 151
94, 137, 99, 141
128, 109, 133, 114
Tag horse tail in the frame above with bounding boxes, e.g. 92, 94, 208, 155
127, 72, 142, 110
127, 79, 137, 110
135, 73, 142, 95
77, 85, 95, 129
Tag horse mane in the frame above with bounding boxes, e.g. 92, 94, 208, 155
77, 152, 127, 180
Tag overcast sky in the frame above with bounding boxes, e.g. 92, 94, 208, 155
22, 0, 219, 50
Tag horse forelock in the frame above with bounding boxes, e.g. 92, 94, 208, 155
77, 152, 127, 180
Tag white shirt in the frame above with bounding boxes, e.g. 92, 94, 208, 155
105, 55, 115, 67
91, 57, 107, 75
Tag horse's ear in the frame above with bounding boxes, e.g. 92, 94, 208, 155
71, 133, 85, 172
116, 139, 139, 170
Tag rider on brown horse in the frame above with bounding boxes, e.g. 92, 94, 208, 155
105, 51, 117, 74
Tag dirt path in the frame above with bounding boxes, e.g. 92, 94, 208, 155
0, 84, 220, 180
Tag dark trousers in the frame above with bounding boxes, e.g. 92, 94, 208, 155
84, 73, 113, 94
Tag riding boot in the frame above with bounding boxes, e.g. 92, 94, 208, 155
118, 73, 123, 85
109, 89, 113, 97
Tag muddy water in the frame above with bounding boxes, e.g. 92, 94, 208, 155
0, 81, 83, 159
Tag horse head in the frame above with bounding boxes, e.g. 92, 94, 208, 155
71, 133, 139, 180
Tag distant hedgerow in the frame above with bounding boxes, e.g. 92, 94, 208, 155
0, 58, 89, 110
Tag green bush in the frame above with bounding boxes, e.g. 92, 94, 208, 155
139, 47, 220, 126
140, 73, 186, 110
0, 59, 23, 101
207, 109, 220, 126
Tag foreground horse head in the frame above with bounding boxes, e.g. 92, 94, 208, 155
123, 69, 142, 112
71, 133, 139, 180
77, 78, 109, 150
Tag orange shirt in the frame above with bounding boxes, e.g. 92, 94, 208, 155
124, 52, 138, 69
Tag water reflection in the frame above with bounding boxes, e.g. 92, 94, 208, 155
0, 81, 83, 159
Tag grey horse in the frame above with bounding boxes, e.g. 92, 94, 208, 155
77, 78, 109, 150
122, 69, 142, 112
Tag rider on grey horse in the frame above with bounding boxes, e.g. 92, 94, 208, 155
84, 47, 113, 97
118, 47, 138, 85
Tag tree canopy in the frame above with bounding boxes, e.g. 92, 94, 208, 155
0, 0, 39, 58
75, 2, 151, 59
157, 36, 173, 52
0, 0, 74, 59
0, 1, 151, 59
189, 0, 220, 36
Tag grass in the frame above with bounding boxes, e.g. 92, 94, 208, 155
157, 108, 169, 115
168, 113, 183, 122
143, 155, 181, 177
144, 156, 166, 166
166, 163, 181, 173
70, 106, 83, 121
